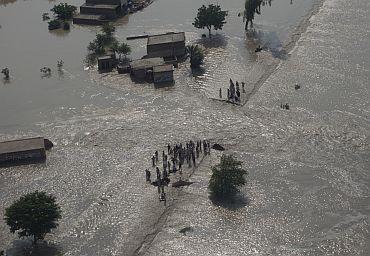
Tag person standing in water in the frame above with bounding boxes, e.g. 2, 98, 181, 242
145, 169, 151, 182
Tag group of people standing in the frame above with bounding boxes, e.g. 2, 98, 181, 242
145, 139, 211, 204
219, 79, 246, 103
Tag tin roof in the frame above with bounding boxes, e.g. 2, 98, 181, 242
98, 55, 113, 60
153, 64, 174, 73
147, 32, 185, 46
82, 3, 120, 9
130, 57, 165, 70
0, 137, 45, 154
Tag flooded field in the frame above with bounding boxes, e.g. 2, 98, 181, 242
1, 0, 369, 255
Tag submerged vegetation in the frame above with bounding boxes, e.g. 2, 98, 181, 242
48, 19, 62, 30
193, 4, 228, 37
186, 44, 204, 69
209, 155, 248, 200
46, 3, 76, 31
87, 23, 131, 64
51, 3, 77, 21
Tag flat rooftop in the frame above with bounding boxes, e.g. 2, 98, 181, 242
82, 4, 120, 9
73, 14, 104, 20
0, 137, 45, 154
130, 57, 165, 70
153, 64, 174, 73
98, 55, 114, 60
147, 32, 185, 46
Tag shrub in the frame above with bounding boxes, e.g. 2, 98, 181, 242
48, 19, 62, 30
209, 155, 248, 199
51, 3, 77, 20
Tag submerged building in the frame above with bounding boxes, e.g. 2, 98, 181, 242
73, 0, 128, 25
147, 32, 186, 58
0, 137, 47, 167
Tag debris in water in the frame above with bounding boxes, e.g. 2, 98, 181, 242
212, 143, 225, 151
179, 226, 193, 235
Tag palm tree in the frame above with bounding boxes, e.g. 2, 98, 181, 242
186, 45, 204, 69
114, 42, 131, 62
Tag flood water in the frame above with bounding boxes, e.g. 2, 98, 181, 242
0, 0, 369, 255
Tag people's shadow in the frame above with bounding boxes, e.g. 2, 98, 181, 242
209, 193, 249, 210
5, 238, 62, 256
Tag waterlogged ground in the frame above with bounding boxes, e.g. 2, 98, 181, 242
1, 0, 369, 255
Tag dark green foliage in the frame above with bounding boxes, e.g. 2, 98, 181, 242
51, 3, 77, 20
48, 19, 62, 30
209, 155, 248, 199
4, 191, 62, 243
116, 42, 131, 61
88, 41, 105, 55
193, 4, 228, 37
87, 23, 118, 55
102, 23, 116, 38
186, 44, 204, 68
42, 13, 50, 21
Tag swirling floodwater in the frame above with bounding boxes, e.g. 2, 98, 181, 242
0, 0, 369, 255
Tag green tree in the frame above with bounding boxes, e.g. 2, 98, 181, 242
87, 39, 105, 55
209, 155, 248, 199
4, 191, 62, 244
116, 42, 131, 61
51, 3, 77, 20
102, 23, 116, 38
186, 44, 204, 69
193, 4, 228, 38
48, 19, 62, 30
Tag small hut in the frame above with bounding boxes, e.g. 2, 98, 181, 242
0, 137, 46, 167
129, 57, 165, 79
98, 55, 115, 72
153, 64, 174, 84
147, 32, 185, 58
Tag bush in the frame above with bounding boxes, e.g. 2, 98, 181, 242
51, 3, 77, 20
4, 191, 62, 244
209, 155, 247, 199
87, 24, 119, 56
48, 19, 62, 30
186, 44, 204, 69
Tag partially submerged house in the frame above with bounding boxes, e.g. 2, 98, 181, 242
98, 55, 115, 72
153, 64, 174, 84
98, 50, 117, 72
0, 137, 47, 167
129, 57, 165, 79
147, 32, 186, 58
73, 0, 128, 25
